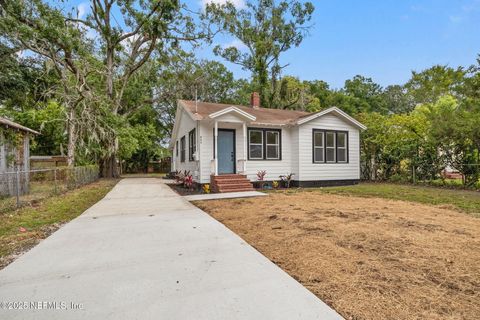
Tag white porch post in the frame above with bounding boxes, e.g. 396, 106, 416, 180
243, 122, 247, 173
214, 120, 218, 175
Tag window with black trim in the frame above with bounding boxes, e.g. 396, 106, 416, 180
180, 136, 185, 162
312, 130, 348, 163
248, 128, 282, 160
175, 141, 178, 157
188, 129, 196, 161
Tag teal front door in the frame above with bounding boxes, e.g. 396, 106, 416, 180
217, 129, 235, 174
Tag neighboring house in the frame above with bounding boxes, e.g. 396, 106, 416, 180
170, 93, 366, 192
0, 117, 40, 196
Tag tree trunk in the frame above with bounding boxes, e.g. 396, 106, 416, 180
66, 108, 76, 167
370, 155, 376, 181
100, 137, 120, 178
100, 154, 119, 178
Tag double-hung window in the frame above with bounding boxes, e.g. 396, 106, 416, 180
325, 132, 336, 162
313, 131, 324, 162
248, 128, 282, 160
248, 130, 263, 160
180, 136, 186, 162
312, 130, 348, 163
188, 129, 196, 161
337, 132, 347, 163
266, 131, 280, 159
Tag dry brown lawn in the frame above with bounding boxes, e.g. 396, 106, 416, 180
194, 191, 480, 320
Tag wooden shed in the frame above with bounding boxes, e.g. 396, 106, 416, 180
0, 117, 40, 196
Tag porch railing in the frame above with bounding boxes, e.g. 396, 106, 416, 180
237, 159, 247, 174
210, 159, 217, 175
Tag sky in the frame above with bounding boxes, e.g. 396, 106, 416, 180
60, 0, 480, 89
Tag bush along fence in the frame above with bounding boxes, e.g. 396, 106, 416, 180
0, 165, 99, 211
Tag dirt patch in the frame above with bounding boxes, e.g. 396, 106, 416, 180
0, 179, 118, 270
0, 223, 64, 269
194, 192, 480, 320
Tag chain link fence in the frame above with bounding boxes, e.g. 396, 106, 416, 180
0, 165, 99, 213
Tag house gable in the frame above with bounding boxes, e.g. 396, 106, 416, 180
296, 107, 367, 130
208, 106, 256, 122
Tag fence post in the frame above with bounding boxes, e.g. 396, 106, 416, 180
15, 166, 20, 208
54, 168, 57, 194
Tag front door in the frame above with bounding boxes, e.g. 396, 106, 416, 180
217, 129, 235, 174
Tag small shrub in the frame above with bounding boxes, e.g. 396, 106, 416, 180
272, 180, 279, 189
203, 184, 211, 194
175, 170, 191, 185
279, 173, 295, 188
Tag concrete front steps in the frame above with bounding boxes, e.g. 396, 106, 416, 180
211, 174, 255, 193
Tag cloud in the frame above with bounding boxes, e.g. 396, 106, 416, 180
222, 39, 247, 51
449, 15, 463, 23
201, 0, 245, 9
77, 2, 89, 19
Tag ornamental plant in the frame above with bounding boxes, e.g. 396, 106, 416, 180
257, 170, 267, 189
183, 173, 193, 190
203, 184, 211, 194
279, 173, 295, 188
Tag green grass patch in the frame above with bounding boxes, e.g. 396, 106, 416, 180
0, 179, 118, 265
301, 182, 480, 216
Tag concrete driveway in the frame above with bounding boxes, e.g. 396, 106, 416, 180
0, 178, 342, 319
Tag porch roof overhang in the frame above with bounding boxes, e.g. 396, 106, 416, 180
208, 106, 256, 122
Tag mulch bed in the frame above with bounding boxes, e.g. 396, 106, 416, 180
167, 183, 204, 196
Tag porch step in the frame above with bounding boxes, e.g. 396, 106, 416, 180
212, 178, 251, 185
210, 174, 254, 193
213, 174, 247, 180
218, 187, 255, 193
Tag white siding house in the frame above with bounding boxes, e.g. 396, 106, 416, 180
170, 95, 366, 189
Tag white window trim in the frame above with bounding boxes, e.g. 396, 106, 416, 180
313, 131, 324, 163
337, 132, 347, 163
189, 129, 196, 161
326, 132, 336, 163
265, 131, 280, 160
249, 130, 263, 160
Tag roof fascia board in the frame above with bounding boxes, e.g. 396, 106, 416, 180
208, 106, 256, 121
296, 107, 367, 130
